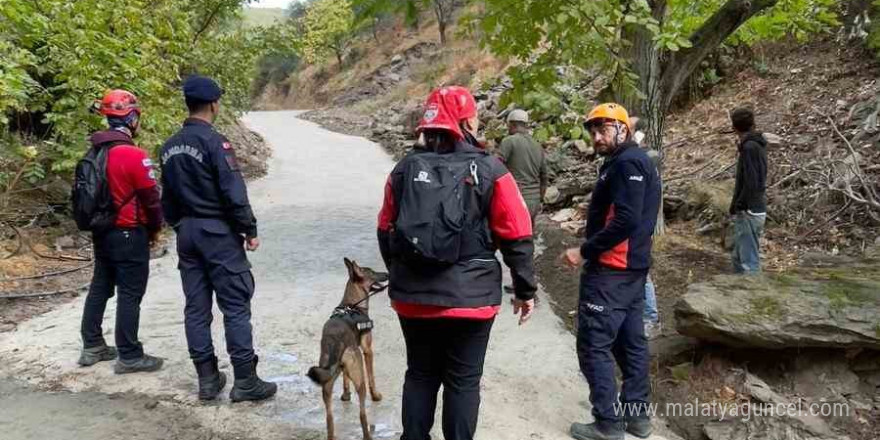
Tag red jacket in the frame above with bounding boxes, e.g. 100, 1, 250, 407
377, 142, 537, 319
90, 131, 162, 232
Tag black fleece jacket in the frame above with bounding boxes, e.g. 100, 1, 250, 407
730, 131, 768, 215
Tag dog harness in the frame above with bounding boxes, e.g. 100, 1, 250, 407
331, 307, 374, 334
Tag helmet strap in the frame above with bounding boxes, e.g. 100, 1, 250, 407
613, 124, 620, 149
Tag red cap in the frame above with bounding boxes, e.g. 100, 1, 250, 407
96, 90, 140, 117
444, 85, 477, 121
416, 88, 464, 140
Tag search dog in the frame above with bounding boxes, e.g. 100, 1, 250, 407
307, 258, 388, 440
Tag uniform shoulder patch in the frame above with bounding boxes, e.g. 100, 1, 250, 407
222, 142, 233, 150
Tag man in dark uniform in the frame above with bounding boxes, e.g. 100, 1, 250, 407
562, 103, 661, 440
160, 75, 276, 402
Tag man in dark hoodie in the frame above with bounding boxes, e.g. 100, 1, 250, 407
78, 90, 164, 374
728, 107, 768, 274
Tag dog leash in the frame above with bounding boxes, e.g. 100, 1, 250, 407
348, 281, 389, 308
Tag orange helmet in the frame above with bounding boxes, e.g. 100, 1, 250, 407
585, 103, 630, 131
96, 90, 140, 117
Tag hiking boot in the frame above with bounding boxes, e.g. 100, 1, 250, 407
570, 421, 624, 440
625, 416, 653, 439
195, 356, 227, 401
114, 354, 164, 374
78, 345, 117, 367
230, 356, 277, 403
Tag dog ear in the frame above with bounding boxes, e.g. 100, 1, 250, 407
344, 258, 363, 280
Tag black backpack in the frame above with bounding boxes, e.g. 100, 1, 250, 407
391, 151, 488, 266
71, 144, 129, 234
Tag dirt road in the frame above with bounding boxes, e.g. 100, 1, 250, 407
0, 111, 673, 440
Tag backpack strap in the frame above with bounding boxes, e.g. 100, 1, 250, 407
101, 143, 140, 220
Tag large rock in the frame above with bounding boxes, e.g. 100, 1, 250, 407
704, 417, 845, 440
675, 267, 880, 350
550, 208, 577, 223
792, 353, 861, 398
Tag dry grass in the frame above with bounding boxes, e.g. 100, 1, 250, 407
270, 9, 506, 111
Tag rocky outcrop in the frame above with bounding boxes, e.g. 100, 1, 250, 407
221, 119, 273, 179
675, 266, 880, 350
333, 42, 439, 107
702, 367, 861, 440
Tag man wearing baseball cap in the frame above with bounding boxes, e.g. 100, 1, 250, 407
159, 75, 276, 402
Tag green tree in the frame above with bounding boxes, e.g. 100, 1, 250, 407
352, 0, 459, 44
473, 0, 837, 234
0, 0, 267, 174
302, 0, 357, 66
475, 0, 838, 152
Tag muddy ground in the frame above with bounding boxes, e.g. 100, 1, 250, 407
0, 379, 261, 440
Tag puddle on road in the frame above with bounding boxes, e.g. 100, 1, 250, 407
267, 353, 299, 364
256, 350, 401, 439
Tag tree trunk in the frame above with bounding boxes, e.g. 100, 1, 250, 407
612, 0, 778, 234
434, 1, 448, 45
372, 19, 380, 43
621, 0, 668, 234
657, 0, 779, 112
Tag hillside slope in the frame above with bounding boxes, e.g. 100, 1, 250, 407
264, 23, 880, 258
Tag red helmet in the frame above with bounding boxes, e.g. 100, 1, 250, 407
96, 90, 140, 117
444, 86, 477, 122
416, 88, 464, 140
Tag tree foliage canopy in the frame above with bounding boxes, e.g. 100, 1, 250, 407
472, 0, 838, 110
0, 0, 268, 175
301, 0, 357, 65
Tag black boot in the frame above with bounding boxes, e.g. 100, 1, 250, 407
230, 355, 277, 403
195, 356, 227, 401
78, 345, 117, 367
625, 416, 653, 439
570, 421, 625, 440
114, 353, 164, 374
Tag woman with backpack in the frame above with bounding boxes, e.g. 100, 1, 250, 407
377, 86, 537, 440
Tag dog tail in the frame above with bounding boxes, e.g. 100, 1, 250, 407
307, 366, 333, 384
308, 338, 342, 385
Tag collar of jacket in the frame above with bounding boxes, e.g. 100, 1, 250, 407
184, 117, 213, 128
89, 129, 134, 148
738, 131, 765, 151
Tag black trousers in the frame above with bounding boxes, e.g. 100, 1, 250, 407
576, 268, 650, 425
176, 218, 255, 367
399, 316, 494, 440
80, 227, 150, 361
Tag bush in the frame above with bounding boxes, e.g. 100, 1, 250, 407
0, 0, 267, 176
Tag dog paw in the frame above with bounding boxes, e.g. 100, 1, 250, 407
370, 392, 383, 402
340, 392, 351, 402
